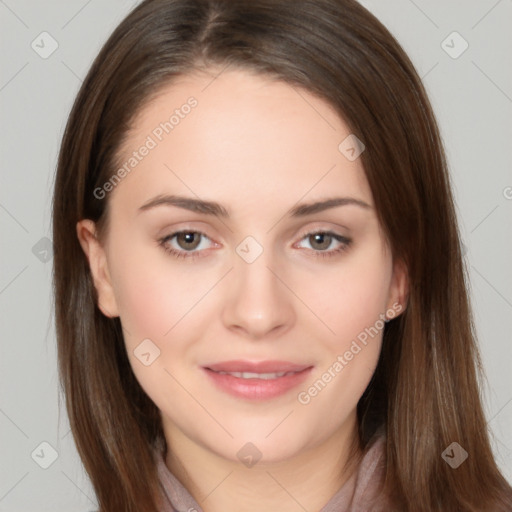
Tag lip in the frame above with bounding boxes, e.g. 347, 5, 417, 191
202, 360, 314, 401
204, 360, 311, 373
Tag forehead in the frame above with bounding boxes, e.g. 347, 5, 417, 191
110, 68, 373, 215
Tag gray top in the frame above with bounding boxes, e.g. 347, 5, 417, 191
154, 433, 390, 511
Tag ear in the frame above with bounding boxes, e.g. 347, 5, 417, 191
76, 219, 119, 318
385, 257, 409, 320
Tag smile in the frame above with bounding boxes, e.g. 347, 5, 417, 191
203, 366, 313, 400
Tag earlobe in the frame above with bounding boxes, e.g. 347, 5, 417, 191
76, 220, 120, 318
386, 258, 409, 319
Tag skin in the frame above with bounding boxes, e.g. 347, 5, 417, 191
77, 67, 408, 512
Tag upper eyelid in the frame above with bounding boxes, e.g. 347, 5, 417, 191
160, 219, 350, 235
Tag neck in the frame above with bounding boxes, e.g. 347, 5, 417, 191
164, 417, 362, 512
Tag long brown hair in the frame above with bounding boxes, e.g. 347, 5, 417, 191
52, 0, 512, 510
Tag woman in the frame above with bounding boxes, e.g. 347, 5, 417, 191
52, 0, 512, 510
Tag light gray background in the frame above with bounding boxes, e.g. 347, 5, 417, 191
1, 0, 511, 510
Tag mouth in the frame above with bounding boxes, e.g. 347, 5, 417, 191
208, 369, 303, 380
202, 361, 313, 400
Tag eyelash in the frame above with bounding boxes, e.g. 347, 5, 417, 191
158, 229, 352, 261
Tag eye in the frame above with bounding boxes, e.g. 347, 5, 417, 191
158, 230, 214, 260
295, 230, 352, 258
158, 229, 352, 261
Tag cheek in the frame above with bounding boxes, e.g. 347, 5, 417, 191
107, 245, 213, 408
296, 246, 391, 403
114, 269, 174, 343
296, 275, 388, 430
306, 245, 393, 347
107, 239, 212, 348
109, 230, 392, 349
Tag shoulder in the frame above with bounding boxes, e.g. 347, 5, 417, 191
152, 435, 203, 512
321, 431, 390, 512
349, 432, 391, 511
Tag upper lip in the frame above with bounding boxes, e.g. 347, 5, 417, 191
204, 360, 313, 373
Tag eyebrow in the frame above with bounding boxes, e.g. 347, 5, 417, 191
137, 194, 372, 218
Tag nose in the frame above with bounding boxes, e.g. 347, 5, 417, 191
221, 246, 296, 340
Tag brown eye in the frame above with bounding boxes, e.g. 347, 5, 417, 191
175, 232, 202, 251
308, 233, 333, 251
158, 230, 215, 260
295, 230, 352, 259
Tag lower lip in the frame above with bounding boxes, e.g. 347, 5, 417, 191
202, 367, 313, 400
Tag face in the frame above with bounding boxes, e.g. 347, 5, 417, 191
78, 67, 407, 464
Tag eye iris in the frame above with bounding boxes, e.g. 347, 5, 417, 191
310, 233, 331, 250
177, 232, 201, 250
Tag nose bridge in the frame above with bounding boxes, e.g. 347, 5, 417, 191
221, 235, 295, 338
